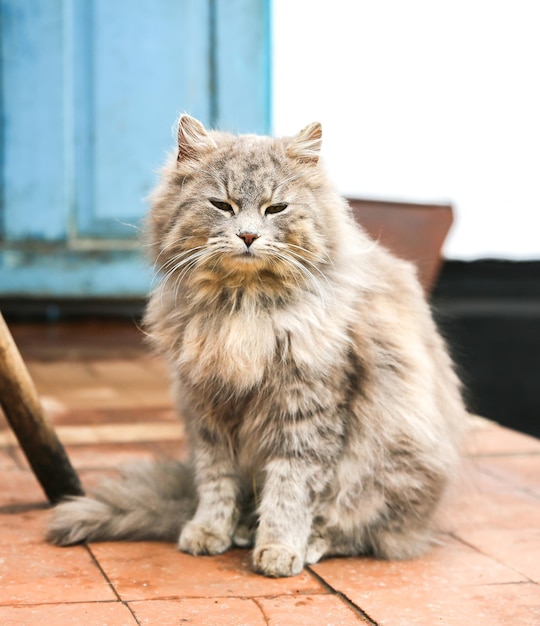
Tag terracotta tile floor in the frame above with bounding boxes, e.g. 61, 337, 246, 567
1, 320, 540, 625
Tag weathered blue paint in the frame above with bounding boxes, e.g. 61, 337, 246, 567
0, 0, 271, 297
71, 0, 213, 238
214, 0, 271, 134
1, 0, 68, 241
0, 249, 152, 297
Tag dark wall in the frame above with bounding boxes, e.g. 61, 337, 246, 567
432, 260, 540, 438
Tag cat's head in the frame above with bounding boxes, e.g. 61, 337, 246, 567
148, 115, 348, 300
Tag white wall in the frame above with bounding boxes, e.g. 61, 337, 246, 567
272, 0, 540, 259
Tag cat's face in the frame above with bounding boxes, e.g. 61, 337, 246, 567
151, 116, 333, 297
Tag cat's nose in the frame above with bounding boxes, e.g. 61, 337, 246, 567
237, 232, 260, 248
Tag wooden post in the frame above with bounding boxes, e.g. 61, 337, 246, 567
0, 313, 84, 503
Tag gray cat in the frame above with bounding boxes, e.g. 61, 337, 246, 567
47, 115, 467, 577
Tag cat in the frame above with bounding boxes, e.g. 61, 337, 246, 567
47, 114, 467, 578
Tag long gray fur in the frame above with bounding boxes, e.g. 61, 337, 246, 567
47, 116, 468, 577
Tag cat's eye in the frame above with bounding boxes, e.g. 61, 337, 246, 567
265, 203, 288, 216
210, 199, 235, 215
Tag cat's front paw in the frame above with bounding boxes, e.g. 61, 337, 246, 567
252, 543, 304, 577
178, 521, 232, 556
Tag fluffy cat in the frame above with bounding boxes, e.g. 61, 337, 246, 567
47, 115, 467, 577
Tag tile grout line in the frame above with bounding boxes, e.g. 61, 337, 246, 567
0, 421, 185, 446
462, 456, 540, 503
465, 580, 540, 588
85, 544, 142, 625
251, 597, 271, 626
448, 532, 536, 584
306, 566, 379, 625
474, 464, 540, 501
0, 599, 129, 610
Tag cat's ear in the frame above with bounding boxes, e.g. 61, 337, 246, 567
286, 122, 322, 164
177, 114, 216, 164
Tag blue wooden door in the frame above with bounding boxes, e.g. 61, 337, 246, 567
0, 0, 270, 297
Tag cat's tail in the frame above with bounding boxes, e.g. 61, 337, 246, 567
46, 461, 197, 546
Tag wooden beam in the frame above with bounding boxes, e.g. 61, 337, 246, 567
0, 312, 84, 503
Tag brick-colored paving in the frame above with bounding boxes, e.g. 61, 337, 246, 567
1, 321, 539, 625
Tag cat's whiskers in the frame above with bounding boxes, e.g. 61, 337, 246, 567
158, 244, 206, 274
282, 248, 336, 307
265, 254, 304, 297
171, 247, 219, 285
170, 242, 241, 302
156, 246, 207, 288
150, 237, 203, 286
174, 248, 226, 300
285, 242, 331, 266
156, 246, 214, 306
153, 235, 336, 311
264, 240, 335, 307
270, 249, 331, 309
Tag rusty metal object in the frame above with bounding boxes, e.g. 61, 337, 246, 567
349, 198, 453, 293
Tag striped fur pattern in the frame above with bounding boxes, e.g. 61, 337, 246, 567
47, 116, 467, 577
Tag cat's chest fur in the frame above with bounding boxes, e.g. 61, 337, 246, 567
177, 291, 351, 393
